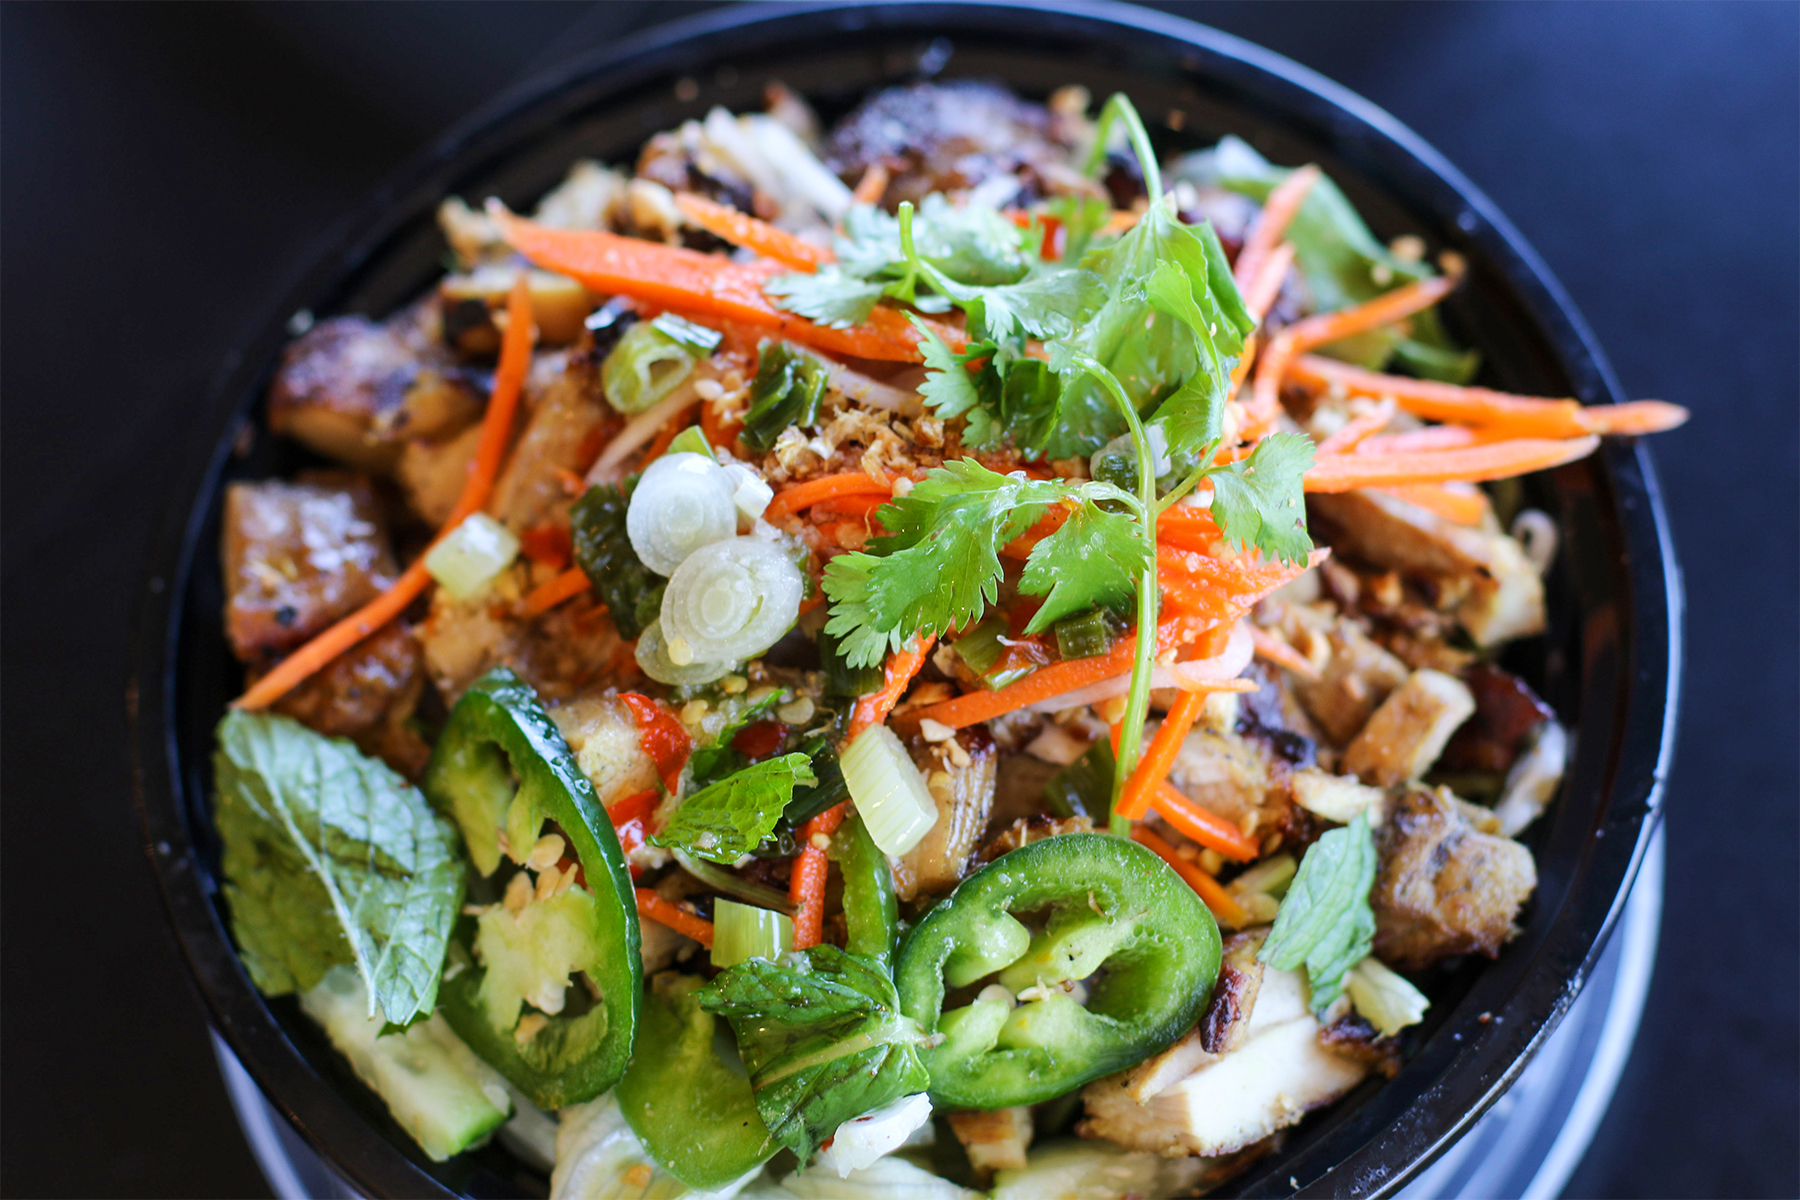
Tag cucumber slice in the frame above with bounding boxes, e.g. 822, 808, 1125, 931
301, 966, 512, 1161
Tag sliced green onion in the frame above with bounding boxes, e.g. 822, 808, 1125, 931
953, 616, 1035, 690
601, 319, 707, 415
711, 898, 794, 968
648, 312, 723, 356
1228, 853, 1297, 901
1042, 740, 1114, 822
672, 850, 796, 915
819, 628, 884, 698
740, 342, 828, 452
1345, 957, 1429, 1037
635, 619, 733, 687
782, 735, 850, 829
665, 426, 715, 460
1053, 608, 1116, 661
661, 536, 804, 663
840, 725, 938, 855
721, 463, 773, 524
626, 452, 738, 575
423, 512, 519, 601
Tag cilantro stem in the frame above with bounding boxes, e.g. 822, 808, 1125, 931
1069, 354, 1158, 837
1085, 93, 1163, 202
892, 201, 923, 304
1155, 438, 1225, 515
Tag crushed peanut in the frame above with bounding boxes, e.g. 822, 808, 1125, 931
776, 696, 815, 724
526, 833, 566, 872
919, 718, 957, 743
503, 871, 533, 914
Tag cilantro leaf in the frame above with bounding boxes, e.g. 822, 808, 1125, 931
214, 711, 464, 1025
913, 322, 998, 433
924, 264, 1102, 344
822, 460, 1067, 667
1258, 812, 1378, 1013
1206, 431, 1315, 565
763, 269, 890, 329
1019, 495, 1147, 634
701, 945, 930, 1161
650, 753, 817, 864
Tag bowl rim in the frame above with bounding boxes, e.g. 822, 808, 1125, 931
127, 3, 1682, 1196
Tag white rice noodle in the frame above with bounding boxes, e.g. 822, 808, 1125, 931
586, 384, 702, 484
1027, 621, 1255, 715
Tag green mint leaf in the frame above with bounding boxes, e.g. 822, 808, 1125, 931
701, 945, 929, 1161
821, 459, 1069, 667
763, 269, 889, 329
570, 481, 664, 640
1019, 491, 1148, 634
214, 711, 464, 1025
1206, 431, 1315, 565
685, 689, 786, 788
1258, 812, 1378, 1013
650, 753, 817, 864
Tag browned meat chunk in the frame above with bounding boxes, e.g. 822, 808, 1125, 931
419, 580, 627, 705
397, 424, 483, 528
1439, 662, 1556, 774
892, 729, 997, 900
826, 82, 1083, 208
1373, 785, 1537, 969
1290, 613, 1410, 745
487, 352, 612, 534
267, 313, 481, 473
947, 1107, 1033, 1177
1317, 1014, 1402, 1078
1342, 668, 1476, 787
268, 622, 430, 778
1308, 489, 1545, 646
1166, 728, 1290, 844
221, 475, 396, 667
977, 814, 1094, 865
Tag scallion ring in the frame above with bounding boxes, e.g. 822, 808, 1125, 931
626, 452, 738, 576
660, 536, 804, 665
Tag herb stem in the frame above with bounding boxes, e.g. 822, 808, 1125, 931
1070, 355, 1158, 836
1085, 93, 1163, 201
1155, 438, 1224, 515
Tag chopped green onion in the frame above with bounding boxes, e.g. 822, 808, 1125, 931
819, 628, 885, 698
1345, 957, 1429, 1037
602, 319, 709, 414
711, 898, 794, 968
840, 725, 938, 855
1042, 740, 1114, 822
953, 616, 1035, 690
626, 453, 738, 576
1228, 853, 1297, 901
635, 619, 733, 686
423, 512, 519, 601
648, 312, 723, 355
665, 426, 715, 460
1053, 608, 1116, 661
721, 463, 773, 524
740, 342, 828, 452
661, 536, 805, 663
782, 735, 851, 829
671, 850, 796, 915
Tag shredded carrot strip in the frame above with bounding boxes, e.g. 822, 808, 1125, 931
673, 192, 832, 271
811, 493, 889, 520
1103, 210, 1141, 235
1314, 397, 1398, 456
1306, 435, 1600, 492
765, 472, 895, 523
851, 163, 889, 207
522, 566, 593, 617
1579, 400, 1690, 436
1379, 482, 1489, 525
494, 209, 944, 363
236, 277, 535, 710
1132, 825, 1249, 926
1233, 165, 1320, 291
1151, 782, 1262, 862
789, 800, 853, 949
1244, 241, 1297, 323
635, 888, 715, 948
847, 636, 936, 743
1357, 424, 1493, 455
1250, 626, 1320, 679
1117, 687, 1207, 820
1247, 273, 1458, 438
902, 633, 1144, 731
999, 503, 1074, 560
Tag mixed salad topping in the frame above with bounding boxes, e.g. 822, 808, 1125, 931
212, 78, 1684, 1197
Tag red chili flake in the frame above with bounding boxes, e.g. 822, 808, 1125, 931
731, 719, 788, 761
518, 523, 574, 571
617, 692, 692, 794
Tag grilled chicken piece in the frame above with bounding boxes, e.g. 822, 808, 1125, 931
977, 814, 1095, 865
1121, 932, 1269, 1107
267, 312, 481, 473
1289, 768, 1386, 828
1079, 940, 1369, 1157
1165, 728, 1290, 844
439, 268, 594, 351
1307, 489, 1545, 646
947, 1107, 1034, 1176
892, 729, 997, 900
1373, 785, 1537, 969
419, 579, 626, 705
221, 475, 396, 667
268, 622, 430, 778
826, 82, 1088, 209
1342, 669, 1476, 787
1318, 1014, 1402, 1078
1290, 613, 1411, 746
397, 423, 483, 528
487, 352, 612, 534
1439, 663, 1557, 775
548, 694, 660, 808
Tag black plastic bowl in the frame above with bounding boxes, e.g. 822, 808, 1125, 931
128, 3, 1682, 1196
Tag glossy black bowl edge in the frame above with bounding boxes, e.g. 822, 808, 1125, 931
126, 3, 1682, 1198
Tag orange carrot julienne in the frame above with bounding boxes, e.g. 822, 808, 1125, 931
1151, 782, 1262, 862
522, 566, 593, 617
1247, 273, 1459, 437
1357, 424, 1494, 455
236, 276, 535, 710
1314, 397, 1397, 456
1233, 164, 1319, 292
1244, 242, 1297, 323
1576, 399, 1690, 436
673, 192, 832, 272
1379, 482, 1489, 525
1132, 825, 1249, 926
902, 633, 1141, 731
847, 635, 936, 743
635, 888, 715, 948
492, 208, 940, 363
765, 472, 895, 523
851, 162, 889, 207
811, 493, 889, 520
1250, 625, 1320, 680
1116, 687, 1207, 820
1306, 435, 1600, 492
789, 799, 853, 949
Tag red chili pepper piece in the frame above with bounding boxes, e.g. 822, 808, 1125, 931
617, 693, 692, 795
731, 719, 788, 761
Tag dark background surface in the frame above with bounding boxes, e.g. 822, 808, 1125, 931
2, 3, 1794, 1197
